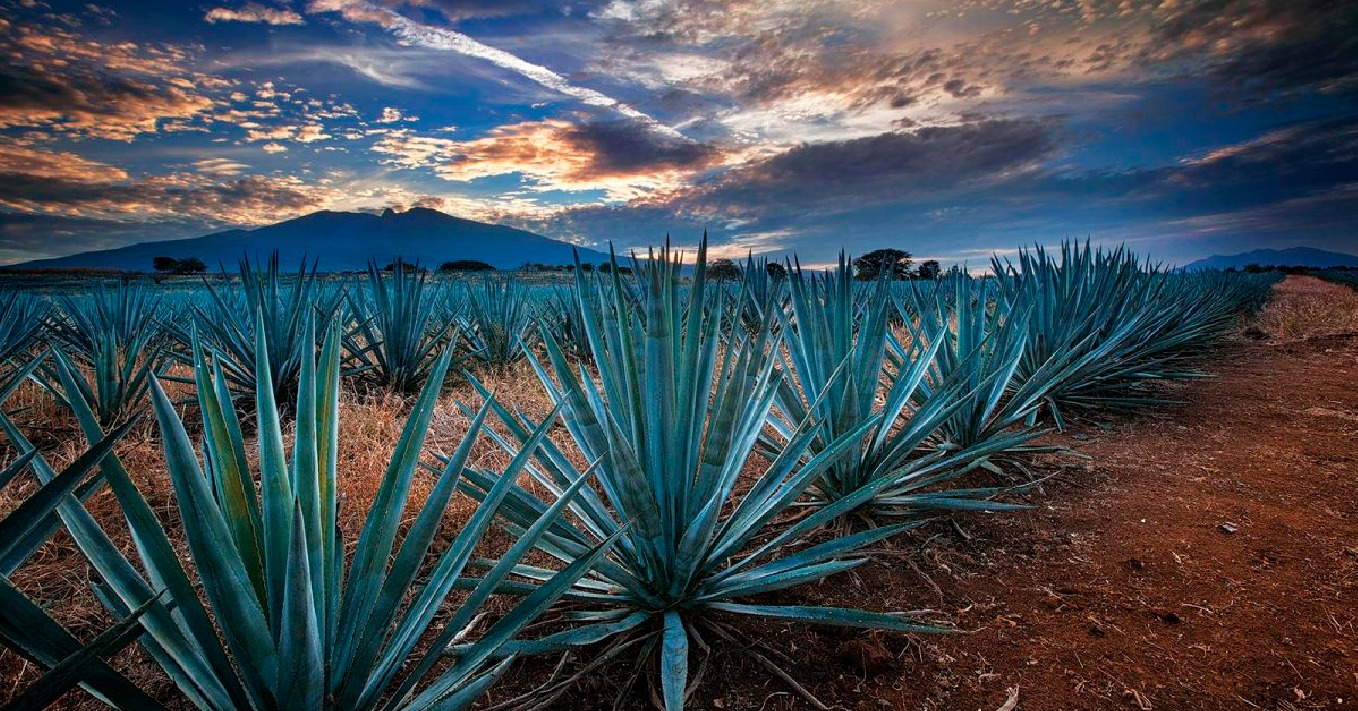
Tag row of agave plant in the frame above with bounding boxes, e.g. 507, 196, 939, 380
0, 255, 559, 429
1316, 268, 1358, 291
0, 241, 1279, 710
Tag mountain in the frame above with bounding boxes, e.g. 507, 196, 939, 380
1182, 247, 1358, 271
10, 208, 607, 272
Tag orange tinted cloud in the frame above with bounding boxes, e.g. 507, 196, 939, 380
0, 145, 129, 183
0, 24, 218, 140
373, 118, 723, 200
0, 145, 332, 225
205, 4, 306, 25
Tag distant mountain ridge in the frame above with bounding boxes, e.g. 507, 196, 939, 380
10, 208, 607, 272
1182, 247, 1358, 271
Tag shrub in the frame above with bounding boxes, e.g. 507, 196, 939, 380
439, 260, 495, 273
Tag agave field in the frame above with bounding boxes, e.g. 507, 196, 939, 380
1316, 268, 1358, 291
0, 242, 1281, 710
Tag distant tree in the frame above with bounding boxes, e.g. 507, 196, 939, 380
383, 261, 420, 274
765, 262, 787, 280
152, 256, 180, 273
175, 257, 206, 274
598, 262, 632, 275
1243, 263, 1267, 274
438, 259, 495, 273
853, 249, 914, 281
916, 259, 941, 280
707, 258, 741, 281
579, 262, 594, 273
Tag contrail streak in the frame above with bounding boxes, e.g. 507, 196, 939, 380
368, 4, 684, 139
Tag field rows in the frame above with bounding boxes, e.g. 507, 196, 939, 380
0, 242, 1282, 710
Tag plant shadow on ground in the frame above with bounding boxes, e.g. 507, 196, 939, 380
487, 276, 1358, 711
3, 276, 1356, 710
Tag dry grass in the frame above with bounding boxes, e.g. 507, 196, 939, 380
0, 356, 577, 709
1256, 275, 1358, 340
6, 275, 1351, 708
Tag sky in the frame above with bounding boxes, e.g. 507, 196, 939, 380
0, 0, 1355, 268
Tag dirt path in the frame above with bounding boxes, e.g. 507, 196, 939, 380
792, 276, 1358, 711
6, 277, 1356, 710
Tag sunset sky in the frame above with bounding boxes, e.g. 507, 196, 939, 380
0, 0, 1354, 267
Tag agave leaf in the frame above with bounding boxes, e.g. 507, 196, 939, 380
707, 603, 948, 634
334, 342, 455, 676
0, 418, 135, 573
0, 578, 169, 711
650, 611, 686, 711
276, 503, 324, 709
149, 375, 280, 695
2, 398, 248, 710
394, 529, 622, 711
470, 241, 960, 710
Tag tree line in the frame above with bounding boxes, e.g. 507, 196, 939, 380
706, 249, 940, 281
152, 248, 935, 279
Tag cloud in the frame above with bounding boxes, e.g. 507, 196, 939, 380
243, 122, 331, 143
369, 130, 457, 168
686, 119, 1059, 220
375, 106, 413, 123
561, 119, 719, 174
205, 4, 305, 26
1139, 0, 1358, 98
373, 118, 722, 200
2, 0, 1355, 269
756, 121, 1053, 185
0, 64, 217, 140
193, 157, 251, 176
0, 145, 332, 226
518, 114, 1346, 265
309, 0, 682, 136
221, 46, 434, 89
0, 145, 129, 183
0, 25, 218, 140
508, 118, 1065, 259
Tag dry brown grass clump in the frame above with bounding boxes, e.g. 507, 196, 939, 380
0, 360, 566, 708
1256, 275, 1358, 340
10, 275, 1356, 707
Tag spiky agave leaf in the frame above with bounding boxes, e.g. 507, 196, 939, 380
42, 281, 170, 427
730, 254, 789, 338
992, 241, 1278, 427
457, 241, 950, 711
0, 291, 46, 374
897, 269, 1056, 461
765, 256, 1034, 520
177, 251, 358, 403
0, 394, 167, 710
538, 285, 594, 363
21, 308, 613, 711
348, 259, 457, 393
459, 276, 539, 370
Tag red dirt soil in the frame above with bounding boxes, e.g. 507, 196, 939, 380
872, 280, 1358, 710
6, 276, 1357, 710
639, 275, 1355, 711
